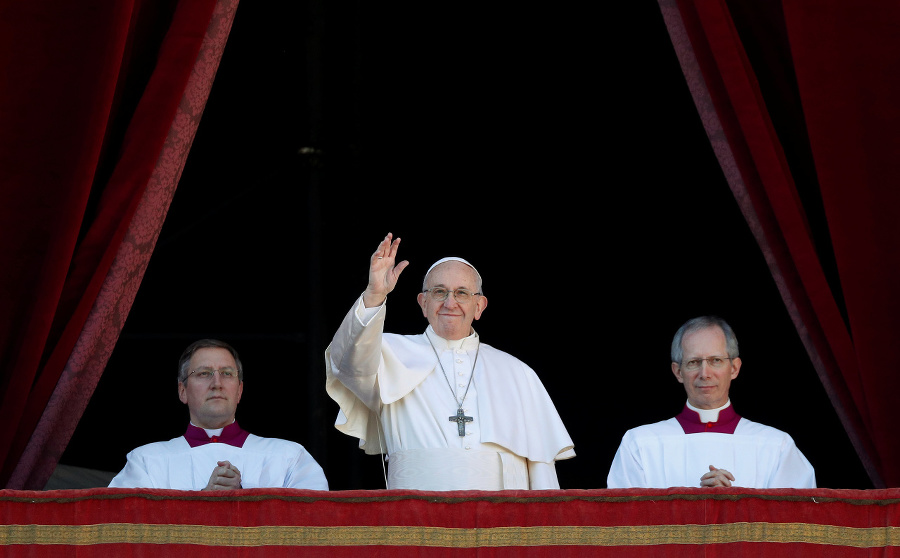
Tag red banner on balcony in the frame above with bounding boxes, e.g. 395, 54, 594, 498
1, 488, 899, 556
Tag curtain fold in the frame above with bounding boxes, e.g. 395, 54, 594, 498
782, 1, 900, 489
658, 0, 900, 487
0, 0, 238, 489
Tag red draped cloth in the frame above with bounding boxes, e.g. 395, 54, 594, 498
658, 0, 900, 487
1, 488, 900, 556
0, 0, 239, 489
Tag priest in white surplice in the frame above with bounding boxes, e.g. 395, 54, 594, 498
326, 233, 574, 490
109, 339, 328, 491
607, 316, 815, 489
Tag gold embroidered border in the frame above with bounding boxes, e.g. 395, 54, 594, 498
0, 523, 899, 548
6, 491, 900, 507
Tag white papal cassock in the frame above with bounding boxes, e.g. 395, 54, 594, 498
108, 423, 329, 490
607, 403, 816, 489
325, 296, 575, 490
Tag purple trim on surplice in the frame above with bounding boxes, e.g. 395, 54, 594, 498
675, 405, 741, 434
183, 421, 250, 448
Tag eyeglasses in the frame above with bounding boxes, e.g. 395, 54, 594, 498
187, 367, 240, 382
423, 287, 482, 303
680, 357, 734, 372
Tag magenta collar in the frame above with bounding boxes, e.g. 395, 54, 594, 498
675, 404, 741, 434
184, 421, 250, 448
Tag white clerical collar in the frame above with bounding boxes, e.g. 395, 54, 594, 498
425, 325, 479, 351
686, 399, 731, 423
191, 420, 234, 438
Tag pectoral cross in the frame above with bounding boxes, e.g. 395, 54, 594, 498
449, 408, 473, 436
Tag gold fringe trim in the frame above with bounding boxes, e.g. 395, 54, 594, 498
0, 523, 898, 548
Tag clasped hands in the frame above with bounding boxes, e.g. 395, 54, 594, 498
700, 465, 735, 488
203, 460, 242, 491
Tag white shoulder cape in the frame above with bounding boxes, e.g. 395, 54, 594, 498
108, 434, 329, 490
606, 417, 816, 488
325, 300, 574, 464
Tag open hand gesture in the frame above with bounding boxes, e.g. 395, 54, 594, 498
363, 233, 409, 307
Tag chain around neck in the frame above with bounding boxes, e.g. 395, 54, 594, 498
426, 332, 480, 410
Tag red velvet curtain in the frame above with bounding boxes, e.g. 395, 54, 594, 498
658, 0, 900, 487
0, 0, 238, 489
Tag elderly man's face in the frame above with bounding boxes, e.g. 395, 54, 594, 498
417, 261, 487, 340
671, 326, 741, 410
178, 347, 243, 429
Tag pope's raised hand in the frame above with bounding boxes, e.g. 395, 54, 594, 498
363, 233, 409, 307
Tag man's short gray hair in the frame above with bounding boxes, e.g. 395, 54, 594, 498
177, 339, 244, 383
671, 316, 739, 363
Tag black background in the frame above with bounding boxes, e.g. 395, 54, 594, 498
61, 1, 873, 490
